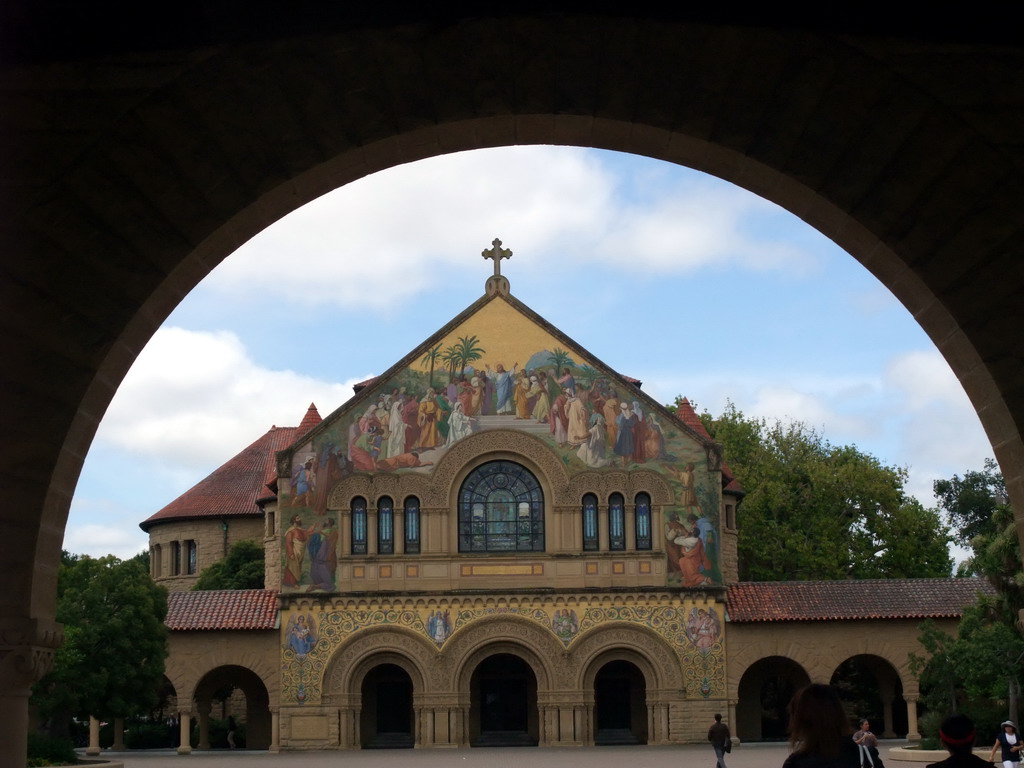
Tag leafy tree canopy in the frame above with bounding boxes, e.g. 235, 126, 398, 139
688, 400, 952, 581
192, 539, 265, 591
933, 458, 1005, 548
32, 552, 168, 726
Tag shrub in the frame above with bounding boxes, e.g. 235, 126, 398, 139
27, 733, 77, 765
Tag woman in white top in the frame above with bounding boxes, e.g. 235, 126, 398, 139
991, 721, 1021, 768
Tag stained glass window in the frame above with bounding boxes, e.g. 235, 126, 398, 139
378, 496, 394, 554
351, 496, 367, 555
635, 493, 652, 550
404, 496, 420, 554
609, 493, 625, 551
458, 461, 544, 552
582, 493, 599, 551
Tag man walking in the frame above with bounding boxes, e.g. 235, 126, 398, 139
709, 713, 731, 768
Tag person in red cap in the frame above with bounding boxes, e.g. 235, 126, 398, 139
926, 713, 989, 768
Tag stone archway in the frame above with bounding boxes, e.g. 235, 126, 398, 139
736, 656, 812, 742
467, 652, 539, 747
360, 663, 415, 749
192, 665, 272, 751
831, 654, 909, 738
4, 12, 1024, 765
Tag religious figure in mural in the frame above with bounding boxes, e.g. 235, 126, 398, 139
615, 401, 637, 465
426, 609, 452, 644
285, 613, 318, 657
291, 458, 314, 507
307, 518, 337, 591
577, 413, 612, 468
566, 390, 589, 446
685, 606, 721, 651
487, 363, 518, 414
552, 608, 580, 643
284, 515, 313, 587
446, 401, 475, 446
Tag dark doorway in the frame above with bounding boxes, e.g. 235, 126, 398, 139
470, 654, 538, 746
736, 656, 811, 742
361, 664, 414, 748
831, 655, 908, 737
594, 660, 648, 745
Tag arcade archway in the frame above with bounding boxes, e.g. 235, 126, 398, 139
831, 655, 908, 738
736, 656, 811, 742
360, 663, 414, 749
193, 665, 271, 751
469, 653, 539, 747
594, 660, 648, 745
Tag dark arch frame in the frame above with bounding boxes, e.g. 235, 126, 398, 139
3, 12, 1024, 764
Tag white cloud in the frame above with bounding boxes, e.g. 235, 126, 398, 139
63, 524, 149, 561
207, 147, 820, 308
95, 327, 361, 473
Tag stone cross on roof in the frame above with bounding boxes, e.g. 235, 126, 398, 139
482, 238, 512, 276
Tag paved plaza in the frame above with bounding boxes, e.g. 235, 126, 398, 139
81, 742, 914, 768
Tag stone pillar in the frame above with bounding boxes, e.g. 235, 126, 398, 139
197, 702, 211, 749
598, 505, 609, 552
177, 710, 192, 755
625, 503, 637, 551
904, 695, 920, 742
86, 716, 101, 756
0, 618, 61, 768
112, 717, 125, 750
880, 687, 895, 738
269, 709, 280, 753
729, 700, 739, 745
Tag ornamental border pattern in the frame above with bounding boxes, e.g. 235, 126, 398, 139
280, 594, 725, 706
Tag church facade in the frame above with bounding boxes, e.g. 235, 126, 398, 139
141, 257, 984, 753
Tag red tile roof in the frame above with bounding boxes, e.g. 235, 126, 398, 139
166, 589, 279, 631
674, 398, 744, 493
727, 578, 995, 622
140, 405, 321, 530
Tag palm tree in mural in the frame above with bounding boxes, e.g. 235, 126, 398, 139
456, 335, 485, 373
441, 345, 461, 383
421, 343, 442, 388
548, 347, 573, 377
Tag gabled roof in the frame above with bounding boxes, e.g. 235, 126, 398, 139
726, 578, 995, 622
289, 291, 719, 461
675, 397, 744, 494
165, 589, 279, 631
140, 405, 321, 531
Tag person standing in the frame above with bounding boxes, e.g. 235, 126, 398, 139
990, 721, 1022, 768
854, 719, 882, 768
708, 713, 731, 768
926, 713, 989, 768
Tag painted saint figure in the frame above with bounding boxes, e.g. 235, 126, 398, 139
487, 363, 519, 414
283, 515, 312, 587
306, 518, 337, 591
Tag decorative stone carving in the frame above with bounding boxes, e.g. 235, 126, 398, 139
0, 617, 63, 693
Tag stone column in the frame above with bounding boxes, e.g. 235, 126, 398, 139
177, 710, 192, 755
598, 505, 609, 552
86, 716, 101, 756
112, 717, 125, 750
269, 709, 280, 753
904, 695, 920, 742
625, 503, 637, 551
0, 618, 61, 768
729, 700, 739, 745
197, 702, 211, 749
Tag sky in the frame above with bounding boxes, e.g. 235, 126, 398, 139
64, 146, 995, 560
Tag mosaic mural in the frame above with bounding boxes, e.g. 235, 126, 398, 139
280, 597, 726, 705
278, 296, 723, 591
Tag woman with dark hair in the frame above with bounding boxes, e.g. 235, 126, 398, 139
782, 684, 860, 768
990, 721, 1021, 768
927, 713, 989, 768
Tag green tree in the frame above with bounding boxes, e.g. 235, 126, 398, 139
933, 457, 1005, 547
547, 348, 573, 377
32, 553, 168, 738
913, 462, 1023, 731
421, 343, 442, 388
455, 335, 485, 371
694, 401, 953, 581
192, 540, 265, 590
441, 345, 461, 382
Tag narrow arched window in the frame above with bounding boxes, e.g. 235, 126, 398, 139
351, 496, 367, 555
404, 496, 420, 554
609, 493, 625, 551
635, 492, 652, 550
459, 460, 544, 552
582, 493, 599, 551
378, 496, 394, 554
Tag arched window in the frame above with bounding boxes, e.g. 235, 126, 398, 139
635, 493, 652, 550
404, 496, 420, 554
582, 493, 599, 551
608, 493, 625, 551
378, 496, 394, 554
458, 460, 544, 552
351, 496, 368, 555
